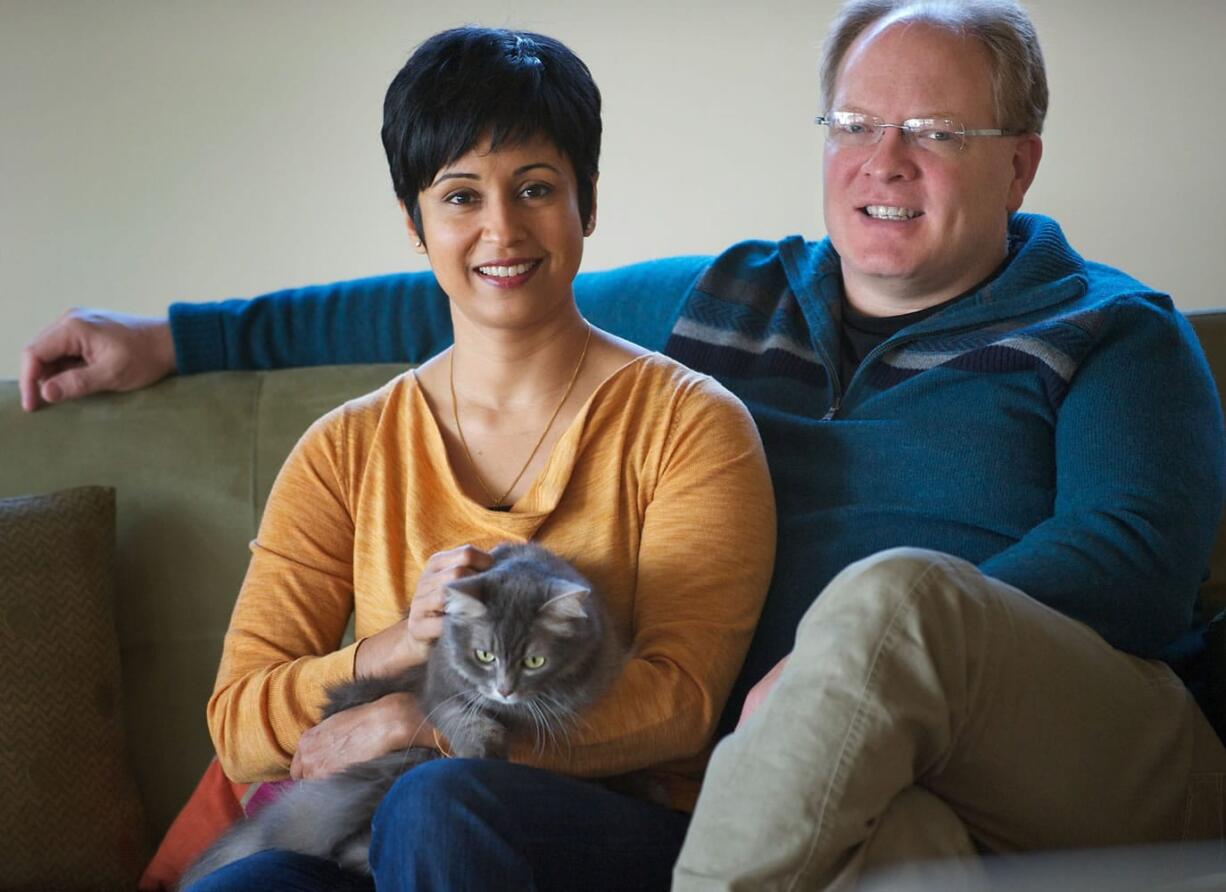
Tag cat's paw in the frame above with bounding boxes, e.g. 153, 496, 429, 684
452, 725, 507, 759
480, 740, 508, 760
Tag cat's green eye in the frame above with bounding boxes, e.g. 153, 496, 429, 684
523, 655, 547, 670
474, 649, 496, 664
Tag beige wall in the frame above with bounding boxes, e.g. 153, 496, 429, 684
3, 1, 1223, 373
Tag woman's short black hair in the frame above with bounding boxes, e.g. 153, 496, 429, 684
382, 27, 602, 240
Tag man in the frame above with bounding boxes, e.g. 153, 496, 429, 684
19, 0, 1226, 888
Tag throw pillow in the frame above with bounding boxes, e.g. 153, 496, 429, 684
138, 758, 248, 891
0, 486, 147, 889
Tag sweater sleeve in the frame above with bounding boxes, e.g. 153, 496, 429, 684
513, 376, 777, 780
168, 257, 708, 373
206, 404, 366, 782
169, 273, 454, 374
979, 297, 1226, 656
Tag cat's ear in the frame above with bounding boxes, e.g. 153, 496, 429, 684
537, 582, 591, 634
445, 578, 488, 618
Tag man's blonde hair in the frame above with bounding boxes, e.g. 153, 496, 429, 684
819, 0, 1049, 133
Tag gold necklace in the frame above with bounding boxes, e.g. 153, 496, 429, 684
449, 324, 593, 510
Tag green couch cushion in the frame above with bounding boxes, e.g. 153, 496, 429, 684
0, 486, 146, 890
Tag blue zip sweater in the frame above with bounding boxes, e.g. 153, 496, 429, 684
171, 213, 1226, 731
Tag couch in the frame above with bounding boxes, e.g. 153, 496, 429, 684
2, 312, 1225, 889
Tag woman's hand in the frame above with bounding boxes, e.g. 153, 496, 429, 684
737, 655, 789, 728
406, 544, 494, 657
354, 544, 494, 679
290, 692, 432, 780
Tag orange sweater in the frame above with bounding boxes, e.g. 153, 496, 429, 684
208, 353, 776, 811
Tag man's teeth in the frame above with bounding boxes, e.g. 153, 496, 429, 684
477, 261, 536, 277
865, 205, 919, 220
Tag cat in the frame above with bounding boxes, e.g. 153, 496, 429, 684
179, 543, 622, 888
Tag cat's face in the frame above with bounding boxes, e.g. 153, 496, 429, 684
441, 572, 596, 708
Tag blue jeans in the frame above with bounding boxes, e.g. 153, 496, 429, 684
186, 759, 690, 891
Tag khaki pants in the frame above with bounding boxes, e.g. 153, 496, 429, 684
673, 549, 1226, 891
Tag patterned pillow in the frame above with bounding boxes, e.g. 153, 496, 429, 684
0, 487, 147, 889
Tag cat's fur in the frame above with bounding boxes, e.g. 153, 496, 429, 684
179, 543, 621, 888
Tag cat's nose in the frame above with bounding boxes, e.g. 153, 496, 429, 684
498, 685, 514, 698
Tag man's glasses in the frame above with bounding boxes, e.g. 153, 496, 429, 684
815, 110, 1022, 157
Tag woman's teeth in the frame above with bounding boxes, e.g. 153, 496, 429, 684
477, 261, 536, 277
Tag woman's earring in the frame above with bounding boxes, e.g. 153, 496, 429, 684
414, 238, 423, 248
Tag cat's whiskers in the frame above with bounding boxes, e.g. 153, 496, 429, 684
533, 698, 563, 747
457, 690, 494, 749
522, 700, 549, 757
408, 690, 479, 757
537, 691, 579, 726
544, 694, 590, 741
527, 694, 576, 759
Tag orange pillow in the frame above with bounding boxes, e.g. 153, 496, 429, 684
138, 759, 248, 891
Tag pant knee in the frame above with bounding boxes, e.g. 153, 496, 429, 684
374, 758, 497, 828
369, 759, 535, 888
801, 547, 991, 637
841, 547, 969, 594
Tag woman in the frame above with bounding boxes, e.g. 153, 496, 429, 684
192, 27, 775, 891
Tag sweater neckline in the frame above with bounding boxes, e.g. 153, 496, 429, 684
409, 352, 658, 524
777, 213, 1090, 352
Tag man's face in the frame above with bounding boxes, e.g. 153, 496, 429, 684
823, 22, 1041, 311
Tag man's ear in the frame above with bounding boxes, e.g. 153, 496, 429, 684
401, 201, 427, 254
1006, 134, 1043, 213
583, 174, 598, 237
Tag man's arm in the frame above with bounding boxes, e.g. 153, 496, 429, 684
979, 297, 1226, 657
19, 256, 709, 410
172, 257, 709, 372
169, 272, 454, 374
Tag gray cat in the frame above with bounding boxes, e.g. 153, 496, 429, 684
180, 543, 622, 888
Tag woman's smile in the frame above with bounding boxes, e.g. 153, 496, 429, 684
473, 257, 544, 289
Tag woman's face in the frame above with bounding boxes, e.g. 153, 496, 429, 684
410, 135, 593, 333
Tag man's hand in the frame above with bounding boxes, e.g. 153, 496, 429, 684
19, 308, 176, 412
290, 692, 431, 780
737, 655, 789, 728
